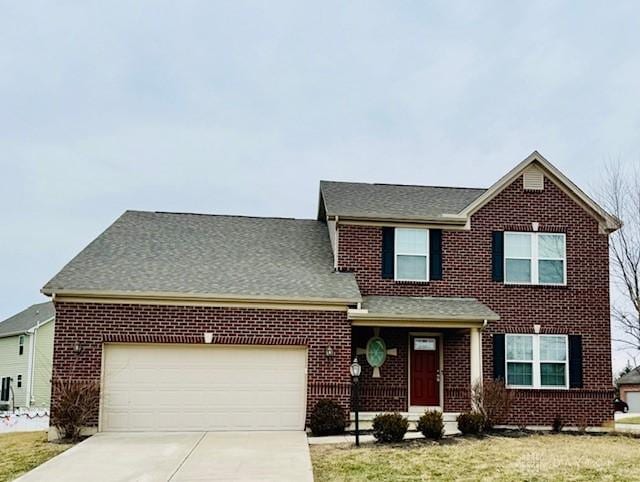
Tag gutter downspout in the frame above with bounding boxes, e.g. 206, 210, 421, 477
27, 323, 39, 408
334, 215, 339, 270
25, 332, 35, 408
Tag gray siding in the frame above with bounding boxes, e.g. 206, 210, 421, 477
0, 334, 30, 408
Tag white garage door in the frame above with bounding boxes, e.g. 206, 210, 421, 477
101, 344, 307, 432
627, 391, 640, 413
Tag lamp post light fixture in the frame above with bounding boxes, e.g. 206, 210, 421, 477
350, 357, 362, 447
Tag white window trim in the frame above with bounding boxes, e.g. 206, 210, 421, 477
394, 228, 430, 282
505, 334, 569, 390
504, 232, 566, 286
18, 335, 25, 356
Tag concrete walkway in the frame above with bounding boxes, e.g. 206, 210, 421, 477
308, 429, 426, 445
309, 421, 461, 445
17, 432, 313, 482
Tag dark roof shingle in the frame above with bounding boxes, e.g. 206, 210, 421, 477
618, 368, 640, 385
0, 302, 55, 337
319, 180, 486, 221
43, 211, 361, 302
360, 295, 499, 321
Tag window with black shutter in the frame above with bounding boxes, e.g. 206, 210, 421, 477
501, 334, 571, 389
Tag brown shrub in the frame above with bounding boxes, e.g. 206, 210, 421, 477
51, 379, 100, 441
472, 379, 512, 430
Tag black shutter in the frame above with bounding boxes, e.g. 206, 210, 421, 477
569, 335, 583, 388
492, 231, 504, 282
493, 334, 506, 381
0, 378, 8, 402
429, 229, 443, 280
381, 227, 395, 279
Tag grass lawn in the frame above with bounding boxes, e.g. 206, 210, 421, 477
619, 416, 640, 424
0, 432, 72, 482
311, 433, 640, 481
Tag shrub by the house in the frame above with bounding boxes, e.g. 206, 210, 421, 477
457, 411, 485, 435
416, 410, 444, 440
552, 414, 564, 433
309, 399, 348, 436
471, 379, 511, 430
372, 412, 409, 443
51, 379, 101, 441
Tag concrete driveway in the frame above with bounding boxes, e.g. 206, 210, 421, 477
17, 432, 313, 482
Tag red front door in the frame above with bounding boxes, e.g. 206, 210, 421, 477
410, 336, 439, 406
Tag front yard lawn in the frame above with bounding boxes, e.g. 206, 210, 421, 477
311, 433, 640, 481
619, 416, 640, 424
0, 431, 72, 482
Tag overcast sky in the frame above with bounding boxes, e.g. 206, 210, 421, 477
1, 2, 639, 368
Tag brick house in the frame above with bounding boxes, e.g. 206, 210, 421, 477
617, 368, 640, 412
43, 151, 619, 437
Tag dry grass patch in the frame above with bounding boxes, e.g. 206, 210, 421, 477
619, 416, 640, 424
311, 433, 640, 481
0, 431, 72, 482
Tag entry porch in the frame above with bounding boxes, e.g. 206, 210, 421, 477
348, 296, 500, 418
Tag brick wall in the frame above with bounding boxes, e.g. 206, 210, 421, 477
339, 175, 614, 426
353, 327, 408, 411
620, 385, 640, 406
51, 302, 352, 427
352, 327, 472, 413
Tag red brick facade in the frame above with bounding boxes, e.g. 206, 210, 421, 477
353, 327, 471, 413
51, 302, 352, 426
50, 173, 614, 429
341, 176, 614, 426
620, 385, 640, 407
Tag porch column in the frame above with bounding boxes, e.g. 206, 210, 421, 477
470, 327, 482, 392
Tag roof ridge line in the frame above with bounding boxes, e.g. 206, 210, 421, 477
321, 180, 487, 191
134, 210, 317, 222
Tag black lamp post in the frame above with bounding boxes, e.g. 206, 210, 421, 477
350, 356, 362, 447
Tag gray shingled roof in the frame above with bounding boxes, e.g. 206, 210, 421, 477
618, 367, 640, 385
360, 296, 499, 321
319, 181, 486, 221
43, 211, 361, 302
0, 302, 55, 337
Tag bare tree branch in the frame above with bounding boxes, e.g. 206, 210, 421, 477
599, 162, 640, 353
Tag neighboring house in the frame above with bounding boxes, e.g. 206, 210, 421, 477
618, 368, 640, 412
42, 151, 620, 437
0, 302, 55, 411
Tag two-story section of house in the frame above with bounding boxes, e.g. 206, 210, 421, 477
323, 152, 619, 427
43, 152, 619, 438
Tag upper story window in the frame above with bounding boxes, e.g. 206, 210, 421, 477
504, 232, 566, 285
18, 335, 25, 355
506, 334, 568, 389
394, 228, 429, 281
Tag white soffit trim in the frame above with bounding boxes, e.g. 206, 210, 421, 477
449, 151, 621, 232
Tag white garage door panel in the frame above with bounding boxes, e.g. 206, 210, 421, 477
627, 392, 640, 413
102, 344, 307, 432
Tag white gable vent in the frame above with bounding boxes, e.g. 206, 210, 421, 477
523, 165, 544, 191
